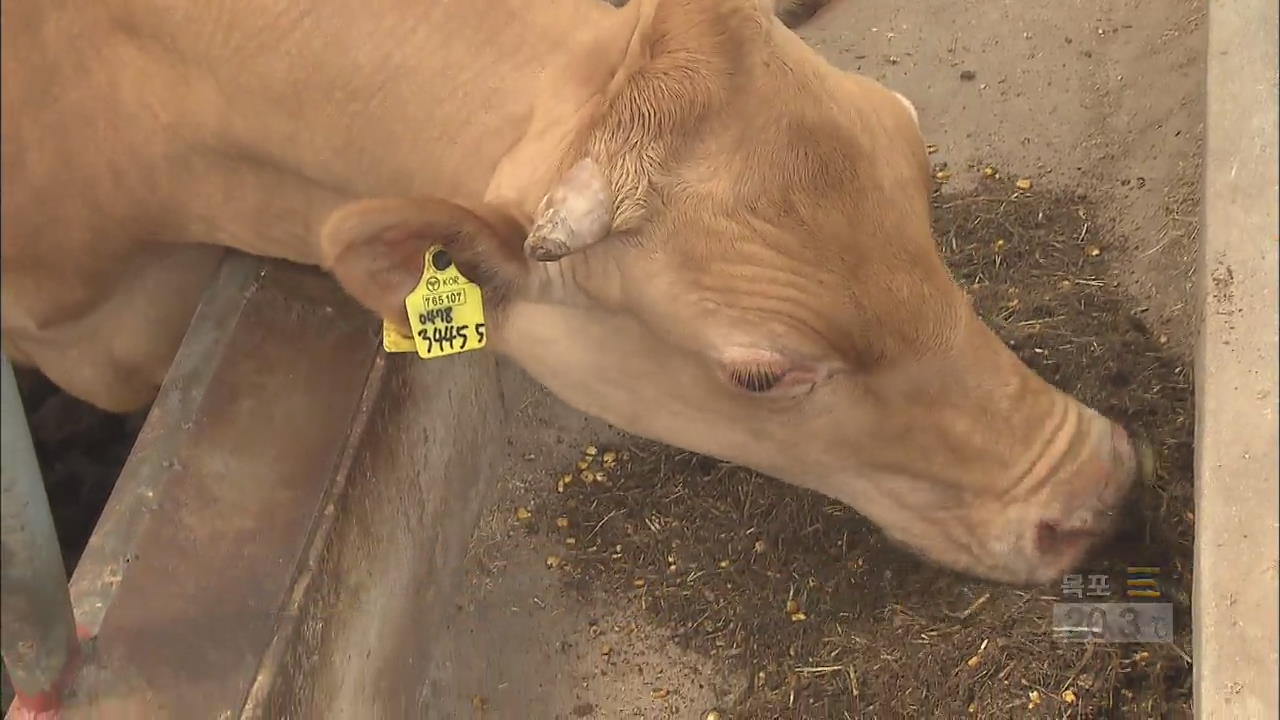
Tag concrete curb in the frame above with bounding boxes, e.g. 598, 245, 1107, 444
1193, 1, 1279, 718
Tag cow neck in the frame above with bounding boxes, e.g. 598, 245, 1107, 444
143, 0, 771, 268
135, 0, 644, 265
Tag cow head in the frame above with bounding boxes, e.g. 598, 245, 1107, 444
320, 0, 1144, 585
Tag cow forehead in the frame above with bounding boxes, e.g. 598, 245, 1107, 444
599, 55, 948, 361
627, 199, 962, 367
670, 81, 930, 228
656, 97, 939, 287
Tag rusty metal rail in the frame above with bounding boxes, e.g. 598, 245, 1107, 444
2, 250, 509, 718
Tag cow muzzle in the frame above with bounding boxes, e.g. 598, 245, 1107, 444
1010, 418, 1149, 585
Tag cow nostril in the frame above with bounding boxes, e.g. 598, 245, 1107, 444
1036, 520, 1060, 555
1036, 520, 1099, 559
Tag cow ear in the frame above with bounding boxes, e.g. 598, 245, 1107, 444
320, 197, 527, 329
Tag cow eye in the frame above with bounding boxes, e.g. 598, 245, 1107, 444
728, 366, 785, 393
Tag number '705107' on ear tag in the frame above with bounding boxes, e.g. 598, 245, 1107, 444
381, 245, 488, 359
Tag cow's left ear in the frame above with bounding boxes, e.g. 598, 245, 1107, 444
320, 197, 528, 330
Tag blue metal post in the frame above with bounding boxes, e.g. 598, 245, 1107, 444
1, 354, 80, 713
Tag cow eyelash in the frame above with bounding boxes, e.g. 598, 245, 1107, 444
728, 366, 785, 393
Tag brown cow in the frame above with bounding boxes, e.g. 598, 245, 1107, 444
0, 0, 1144, 585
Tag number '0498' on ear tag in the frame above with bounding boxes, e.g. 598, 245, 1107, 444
381, 246, 488, 359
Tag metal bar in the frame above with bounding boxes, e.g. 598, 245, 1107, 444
50, 257, 380, 718
68, 251, 260, 636
1, 353, 81, 713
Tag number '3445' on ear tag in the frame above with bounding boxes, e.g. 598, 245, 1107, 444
381, 246, 487, 359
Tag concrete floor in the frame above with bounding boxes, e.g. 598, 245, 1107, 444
419, 365, 745, 719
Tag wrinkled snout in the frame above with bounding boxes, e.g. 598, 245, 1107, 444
1013, 416, 1148, 585
858, 323, 1157, 587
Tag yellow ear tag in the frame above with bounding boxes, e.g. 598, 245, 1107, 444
381, 245, 488, 358
382, 323, 417, 353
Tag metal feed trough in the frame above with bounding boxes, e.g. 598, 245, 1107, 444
3, 253, 510, 718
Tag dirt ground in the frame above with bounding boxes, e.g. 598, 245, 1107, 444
11, 0, 1206, 717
